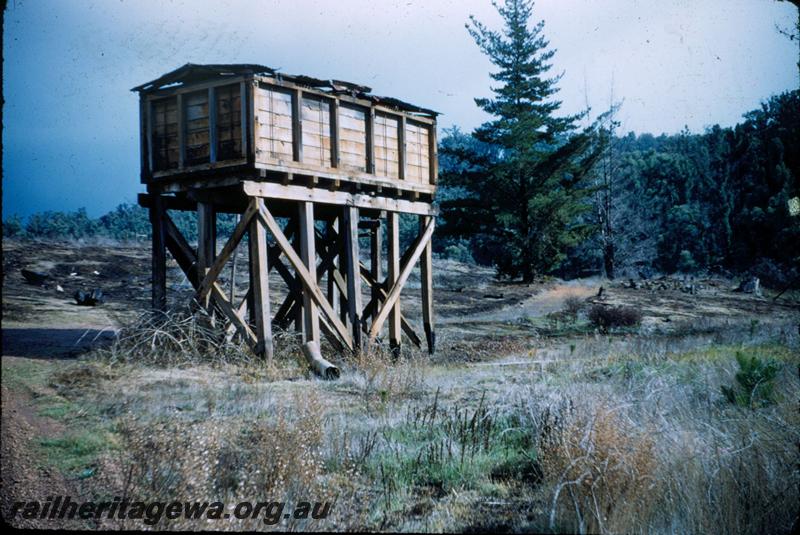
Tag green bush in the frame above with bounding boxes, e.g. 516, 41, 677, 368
2, 214, 24, 237
721, 351, 781, 408
443, 241, 475, 264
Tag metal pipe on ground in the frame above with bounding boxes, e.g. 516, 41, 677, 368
302, 341, 340, 380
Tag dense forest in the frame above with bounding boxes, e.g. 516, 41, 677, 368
437, 89, 800, 287
3, 0, 798, 289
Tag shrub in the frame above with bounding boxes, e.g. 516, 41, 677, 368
587, 304, 642, 332
443, 241, 475, 264
3, 214, 24, 238
721, 351, 781, 407
562, 295, 585, 322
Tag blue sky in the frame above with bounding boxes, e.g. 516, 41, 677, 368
3, 0, 798, 218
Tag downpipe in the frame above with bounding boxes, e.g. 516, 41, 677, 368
302, 341, 340, 380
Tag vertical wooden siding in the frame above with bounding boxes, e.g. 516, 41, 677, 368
152, 97, 179, 171
301, 96, 332, 168
184, 90, 210, 166
337, 104, 368, 173
255, 85, 294, 164
152, 81, 435, 186
405, 121, 430, 184
374, 113, 400, 179
215, 84, 242, 160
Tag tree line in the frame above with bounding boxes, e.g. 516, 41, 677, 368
4, 0, 798, 288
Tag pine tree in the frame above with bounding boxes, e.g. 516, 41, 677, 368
451, 0, 604, 281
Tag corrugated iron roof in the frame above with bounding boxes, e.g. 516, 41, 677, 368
132, 63, 438, 116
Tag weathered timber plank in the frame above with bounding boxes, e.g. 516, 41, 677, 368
343, 206, 362, 349
387, 212, 401, 350
249, 212, 273, 359
242, 181, 438, 216
420, 215, 435, 353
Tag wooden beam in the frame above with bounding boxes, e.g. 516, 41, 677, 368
163, 212, 199, 289
387, 212, 401, 352
210, 283, 258, 347
290, 217, 303, 333
420, 215, 435, 353
368, 217, 435, 341
249, 212, 273, 359
196, 200, 257, 302
257, 201, 353, 349
242, 181, 438, 216
370, 218, 382, 324
343, 206, 362, 350
150, 195, 167, 311
197, 202, 217, 281
298, 201, 320, 345
358, 262, 422, 348
326, 218, 340, 317
226, 289, 251, 340
273, 228, 339, 332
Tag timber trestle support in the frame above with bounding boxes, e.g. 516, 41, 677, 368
140, 181, 436, 363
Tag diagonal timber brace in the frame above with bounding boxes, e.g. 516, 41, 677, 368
256, 199, 354, 350
368, 217, 435, 341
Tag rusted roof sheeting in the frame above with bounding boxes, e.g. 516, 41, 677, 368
133, 63, 439, 116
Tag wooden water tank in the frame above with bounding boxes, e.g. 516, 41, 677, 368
133, 63, 438, 199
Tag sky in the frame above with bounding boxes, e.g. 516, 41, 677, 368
2, 0, 798, 218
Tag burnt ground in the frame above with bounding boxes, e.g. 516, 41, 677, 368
2, 238, 799, 529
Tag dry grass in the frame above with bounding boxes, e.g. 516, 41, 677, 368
34, 308, 800, 533
112, 390, 341, 530
89, 310, 308, 381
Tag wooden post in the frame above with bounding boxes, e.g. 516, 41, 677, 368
150, 195, 167, 311
327, 217, 340, 317
344, 206, 362, 350
420, 215, 435, 353
292, 89, 303, 163
370, 217, 383, 325
299, 201, 320, 345
338, 215, 349, 327
387, 211, 401, 355
197, 202, 216, 313
197, 202, 217, 273
247, 229, 257, 326
290, 216, 304, 333
249, 204, 273, 359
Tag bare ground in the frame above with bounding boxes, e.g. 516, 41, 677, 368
2, 238, 798, 531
